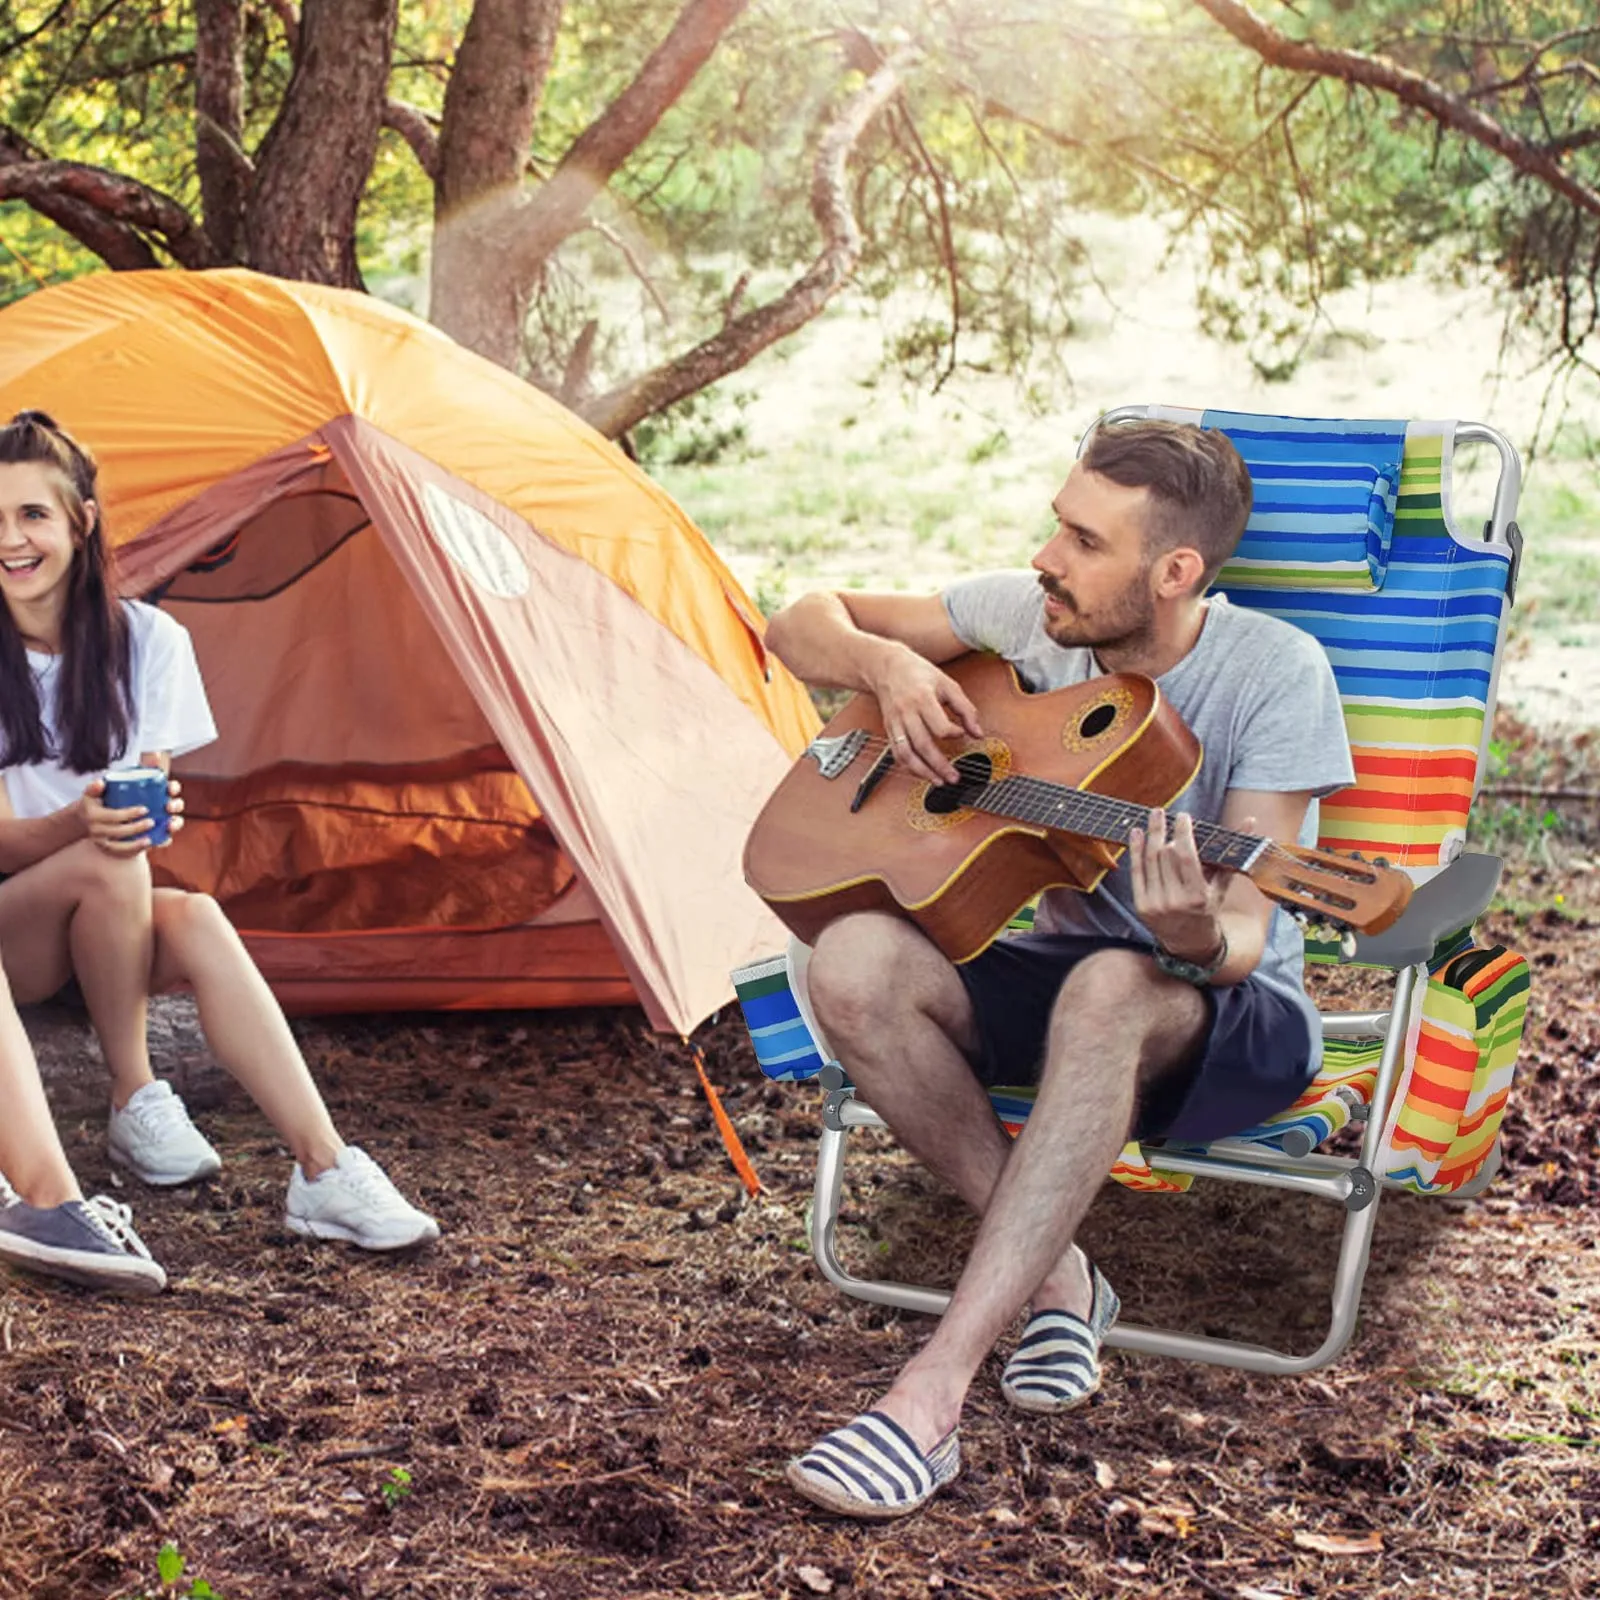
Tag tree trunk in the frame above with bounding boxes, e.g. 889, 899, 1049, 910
244, 0, 399, 286
430, 0, 565, 361
194, 0, 249, 261
431, 0, 748, 370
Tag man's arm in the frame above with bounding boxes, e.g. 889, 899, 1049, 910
765, 591, 982, 782
765, 591, 968, 686
1130, 787, 1314, 987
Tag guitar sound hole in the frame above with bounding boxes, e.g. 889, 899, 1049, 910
1078, 703, 1117, 739
924, 751, 993, 815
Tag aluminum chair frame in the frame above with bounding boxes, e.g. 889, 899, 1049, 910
793, 411, 1524, 1375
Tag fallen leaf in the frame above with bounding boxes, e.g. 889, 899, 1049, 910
1149, 1457, 1176, 1478
210, 1416, 249, 1434
1293, 1528, 1384, 1555
796, 1564, 833, 1595
1094, 1459, 1117, 1490
1236, 1587, 1294, 1600
986, 1506, 1020, 1526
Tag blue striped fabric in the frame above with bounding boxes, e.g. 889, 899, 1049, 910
732, 954, 828, 1082
1205, 411, 1407, 591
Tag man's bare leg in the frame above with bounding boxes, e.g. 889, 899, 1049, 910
863, 948, 1209, 1452
807, 912, 1010, 1218
810, 920, 1154, 1329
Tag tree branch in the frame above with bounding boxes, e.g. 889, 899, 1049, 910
383, 99, 440, 181
500, 0, 749, 282
1193, 0, 1600, 220
264, 0, 300, 57
1545, 127, 1600, 158
585, 220, 672, 321
579, 52, 906, 440
0, 154, 216, 268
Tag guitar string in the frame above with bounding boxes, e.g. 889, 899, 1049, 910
835, 729, 1360, 879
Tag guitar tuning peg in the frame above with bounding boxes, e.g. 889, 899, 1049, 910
1373, 856, 1390, 870
1350, 850, 1365, 861
1340, 929, 1359, 960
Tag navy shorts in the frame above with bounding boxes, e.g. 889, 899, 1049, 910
955, 931, 1316, 1144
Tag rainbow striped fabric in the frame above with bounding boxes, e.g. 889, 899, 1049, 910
1211, 413, 1405, 592
1381, 944, 1529, 1193
1215, 416, 1512, 875
732, 413, 1526, 1198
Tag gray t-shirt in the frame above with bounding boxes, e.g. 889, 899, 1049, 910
942, 572, 1356, 1077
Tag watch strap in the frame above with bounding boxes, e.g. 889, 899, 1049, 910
1151, 929, 1229, 986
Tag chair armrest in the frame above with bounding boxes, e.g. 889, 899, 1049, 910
1348, 852, 1503, 969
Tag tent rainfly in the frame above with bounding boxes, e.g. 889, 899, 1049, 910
0, 269, 818, 1035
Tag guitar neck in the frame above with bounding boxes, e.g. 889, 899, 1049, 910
971, 774, 1268, 874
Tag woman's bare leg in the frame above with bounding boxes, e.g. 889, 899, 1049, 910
0, 961, 82, 1208
149, 889, 343, 1177
0, 839, 157, 1107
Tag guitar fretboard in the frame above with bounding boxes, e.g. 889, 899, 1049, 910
954, 771, 1266, 873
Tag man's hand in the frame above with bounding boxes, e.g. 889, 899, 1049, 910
869, 646, 984, 784
1128, 807, 1244, 964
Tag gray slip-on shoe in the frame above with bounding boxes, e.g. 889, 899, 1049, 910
0, 1195, 167, 1294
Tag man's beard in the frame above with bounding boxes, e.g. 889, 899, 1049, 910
1037, 572, 1156, 653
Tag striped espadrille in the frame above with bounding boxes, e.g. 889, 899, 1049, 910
1000, 1262, 1121, 1414
786, 1410, 960, 1519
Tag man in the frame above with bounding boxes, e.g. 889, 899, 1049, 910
762, 419, 1355, 1519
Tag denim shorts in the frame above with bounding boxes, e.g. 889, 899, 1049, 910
955, 931, 1316, 1144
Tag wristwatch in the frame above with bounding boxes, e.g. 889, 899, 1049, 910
1152, 929, 1229, 986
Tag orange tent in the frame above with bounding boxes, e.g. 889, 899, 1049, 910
0, 270, 818, 1035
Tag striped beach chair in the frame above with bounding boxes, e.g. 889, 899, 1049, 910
733, 407, 1530, 1374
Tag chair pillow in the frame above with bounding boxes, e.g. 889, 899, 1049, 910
1204, 411, 1407, 592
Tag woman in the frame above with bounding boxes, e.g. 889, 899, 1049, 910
0, 951, 165, 1292
0, 410, 437, 1286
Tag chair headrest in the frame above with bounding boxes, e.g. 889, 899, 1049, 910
1205, 411, 1408, 593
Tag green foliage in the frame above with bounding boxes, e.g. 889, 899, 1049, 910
143, 1541, 223, 1600
632, 388, 752, 468
4, 0, 1598, 406
379, 1464, 413, 1512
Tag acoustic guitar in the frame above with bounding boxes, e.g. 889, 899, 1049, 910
744, 652, 1412, 963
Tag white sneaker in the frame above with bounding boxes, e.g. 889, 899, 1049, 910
108, 1080, 223, 1186
284, 1147, 440, 1252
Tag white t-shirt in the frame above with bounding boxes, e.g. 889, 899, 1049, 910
2, 601, 217, 819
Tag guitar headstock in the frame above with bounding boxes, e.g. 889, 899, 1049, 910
1251, 842, 1414, 938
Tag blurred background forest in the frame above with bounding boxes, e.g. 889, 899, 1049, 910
6, 0, 1598, 724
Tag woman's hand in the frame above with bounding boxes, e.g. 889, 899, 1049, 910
869, 646, 984, 784
1128, 807, 1240, 964
163, 777, 186, 843
80, 777, 185, 854
81, 779, 155, 856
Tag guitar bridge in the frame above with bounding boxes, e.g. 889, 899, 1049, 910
804, 729, 870, 781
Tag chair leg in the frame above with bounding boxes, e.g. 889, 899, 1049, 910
812, 1117, 952, 1318
812, 1109, 1387, 1372
807, 964, 1424, 1373
1102, 1182, 1383, 1374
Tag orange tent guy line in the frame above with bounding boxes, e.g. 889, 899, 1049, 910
693, 1045, 763, 1198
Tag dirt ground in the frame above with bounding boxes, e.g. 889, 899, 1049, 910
3, 728, 1597, 1600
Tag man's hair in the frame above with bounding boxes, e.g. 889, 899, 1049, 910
1081, 419, 1253, 589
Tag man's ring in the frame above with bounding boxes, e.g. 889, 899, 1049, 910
893, 735, 908, 744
